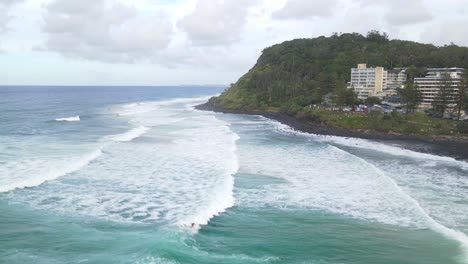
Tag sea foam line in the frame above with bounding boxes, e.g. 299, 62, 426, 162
330, 145, 468, 263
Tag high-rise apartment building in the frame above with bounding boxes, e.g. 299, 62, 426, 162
348, 64, 387, 100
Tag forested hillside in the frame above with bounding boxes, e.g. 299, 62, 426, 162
210, 31, 468, 111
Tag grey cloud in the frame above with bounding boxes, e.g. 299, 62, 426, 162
385, 0, 432, 26
421, 18, 468, 46
39, 0, 173, 63
177, 0, 258, 46
272, 0, 338, 20
355, 0, 432, 26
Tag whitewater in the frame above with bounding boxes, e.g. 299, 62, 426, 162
1, 86, 467, 264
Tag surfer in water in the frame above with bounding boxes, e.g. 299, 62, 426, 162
191, 223, 195, 228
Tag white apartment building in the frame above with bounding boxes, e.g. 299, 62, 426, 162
348, 64, 388, 100
385, 68, 407, 96
414, 68, 465, 109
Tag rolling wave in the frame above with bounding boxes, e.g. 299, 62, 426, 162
106, 126, 150, 142
0, 149, 102, 193
6, 98, 239, 231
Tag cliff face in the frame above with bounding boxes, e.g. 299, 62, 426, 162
209, 33, 468, 112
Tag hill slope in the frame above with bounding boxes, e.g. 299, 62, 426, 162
207, 32, 468, 111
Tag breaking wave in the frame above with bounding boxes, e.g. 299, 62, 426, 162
7, 97, 239, 231
0, 149, 102, 193
106, 126, 150, 142
55, 116, 80, 122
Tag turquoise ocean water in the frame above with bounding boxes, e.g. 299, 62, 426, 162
1, 86, 468, 264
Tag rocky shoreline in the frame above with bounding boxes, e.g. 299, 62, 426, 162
196, 102, 468, 161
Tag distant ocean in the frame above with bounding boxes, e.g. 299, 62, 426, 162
1, 86, 468, 264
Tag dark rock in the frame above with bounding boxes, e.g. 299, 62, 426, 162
195, 102, 468, 161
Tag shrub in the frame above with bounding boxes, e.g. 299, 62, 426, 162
456, 122, 468, 134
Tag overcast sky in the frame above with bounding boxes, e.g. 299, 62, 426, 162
1, 0, 467, 85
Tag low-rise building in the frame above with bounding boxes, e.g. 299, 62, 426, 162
414, 68, 465, 109
385, 68, 407, 96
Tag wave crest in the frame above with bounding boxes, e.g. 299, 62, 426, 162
0, 149, 102, 193
107, 126, 150, 142
55, 116, 80, 122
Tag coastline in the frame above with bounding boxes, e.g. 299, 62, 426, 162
196, 102, 468, 161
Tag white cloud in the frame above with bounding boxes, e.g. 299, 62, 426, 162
0, 0, 23, 32
177, 0, 259, 46
1, 0, 468, 85
39, 0, 173, 63
354, 0, 432, 26
272, 0, 338, 20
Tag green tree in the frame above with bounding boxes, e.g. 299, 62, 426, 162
345, 86, 359, 110
365, 97, 382, 105
399, 82, 422, 113
366, 30, 389, 42
406, 66, 426, 81
333, 81, 348, 110
455, 73, 468, 120
432, 73, 455, 115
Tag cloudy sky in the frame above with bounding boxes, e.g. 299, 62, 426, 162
1, 0, 467, 85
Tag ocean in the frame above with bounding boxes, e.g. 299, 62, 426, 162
1, 86, 467, 264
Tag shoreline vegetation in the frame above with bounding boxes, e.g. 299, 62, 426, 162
196, 31, 468, 160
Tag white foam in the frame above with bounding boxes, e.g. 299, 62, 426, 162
236, 142, 426, 226
323, 136, 467, 165
0, 149, 102, 193
115, 96, 213, 117
9, 106, 239, 230
117, 102, 160, 116
55, 116, 80, 122
106, 126, 150, 142
264, 117, 468, 169
155, 96, 213, 107
235, 137, 468, 260
229, 115, 468, 262
176, 127, 239, 228
330, 145, 468, 262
